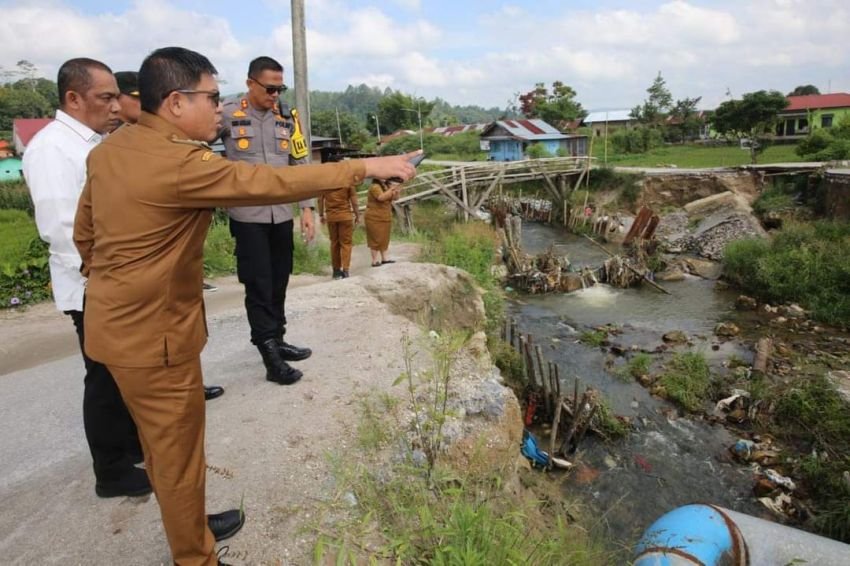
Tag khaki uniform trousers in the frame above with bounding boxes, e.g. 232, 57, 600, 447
108, 358, 216, 566
327, 219, 354, 271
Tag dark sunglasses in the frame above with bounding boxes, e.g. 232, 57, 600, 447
250, 77, 287, 95
173, 89, 221, 106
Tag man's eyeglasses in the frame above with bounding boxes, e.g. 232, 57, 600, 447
249, 78, 288, 96
169, 89, 221, 106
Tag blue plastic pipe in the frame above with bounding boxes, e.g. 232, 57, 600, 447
633, 504, 850, 566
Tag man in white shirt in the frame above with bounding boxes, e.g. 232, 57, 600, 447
22, 58, 150, 498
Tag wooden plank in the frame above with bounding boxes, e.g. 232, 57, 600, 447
460, 167, 469, 222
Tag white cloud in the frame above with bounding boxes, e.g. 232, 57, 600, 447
1, 0, 849, 111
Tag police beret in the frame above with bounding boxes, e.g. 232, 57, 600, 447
114, 71, 139, 97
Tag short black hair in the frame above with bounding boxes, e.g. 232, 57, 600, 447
248, 56, 283, 78
138, 47, 218, 113
57, 58, 113, 108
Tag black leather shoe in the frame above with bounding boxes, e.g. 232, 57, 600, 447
277, 340, 312, 362
208, 509, 245, 542
258, 339, 303, 385
332, 269, 343, 280
204, 385, 225, 401
95, 466, 152, 498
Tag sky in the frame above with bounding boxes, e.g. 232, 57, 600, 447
1, 0, 848, 113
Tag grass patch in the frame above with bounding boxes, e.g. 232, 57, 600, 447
579, 329, 608, 347
615, 353, 652, 381
0, 209, 50, 308
723, 221, 850, 326
774, 374, 850, 542
202, 219, 235, 277
591, 142, 802, 168
659, 351, 712, 412
0, 181, 34, 216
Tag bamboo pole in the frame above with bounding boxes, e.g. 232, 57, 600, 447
535, 345, 549, 413
549, 397, 563, 463
582, 235, 672, 295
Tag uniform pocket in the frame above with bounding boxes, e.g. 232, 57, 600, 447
274, 126, 292, 155
232, 125, 256, 152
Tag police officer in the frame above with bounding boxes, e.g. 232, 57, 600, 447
220, 56, 312, 385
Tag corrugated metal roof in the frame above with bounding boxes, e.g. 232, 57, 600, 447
483, 118, 567, 141
583, 110, 634, 124
784, 93, 850, 112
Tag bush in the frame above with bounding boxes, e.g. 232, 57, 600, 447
724, 222, 850, 326
0, 181, 34, 216
610, 127, 663, 154
202, 219, 235, 276
379, 131, 484, 160
0, 209, 50, 308
526, 142, 552, 159
423, 222, 498, 289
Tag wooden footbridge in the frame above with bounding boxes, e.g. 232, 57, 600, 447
359, 156, 592, 231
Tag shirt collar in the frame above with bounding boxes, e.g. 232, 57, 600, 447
138, 111, 195, 140
54, 109, 102, 144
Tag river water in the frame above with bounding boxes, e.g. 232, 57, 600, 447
511, 223, 765, 554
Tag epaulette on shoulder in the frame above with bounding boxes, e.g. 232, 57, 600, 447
170, 135, 212, 150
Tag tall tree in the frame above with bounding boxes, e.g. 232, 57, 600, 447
0, 85, 52, 130
311, 108, 370, 149
518, 81, 584, 124
377, 91, 433, 133
788, 84, 820, 96
668, 96, 703, 143
631, 72, 673, 125
711, 90, 788, 163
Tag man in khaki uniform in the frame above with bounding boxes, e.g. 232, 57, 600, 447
318, 185, 359, 278
220, 56, 313, 386
74, 46, 418, 566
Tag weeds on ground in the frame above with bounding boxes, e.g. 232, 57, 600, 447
723, 221, 850, 327
659, 351, 712, 412
595, 401, 630, 439
317, 330, 612, 564
615, 353, 653, 382
202, 219, 235, 276
0, 209, 50, 308
773, 374, 850, 542
0, 181, 34, 216
579, 329, 608, 347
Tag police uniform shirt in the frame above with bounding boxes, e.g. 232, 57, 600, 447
220, 97, 314, 223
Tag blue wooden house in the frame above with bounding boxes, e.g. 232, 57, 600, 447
479, 119, 586, 161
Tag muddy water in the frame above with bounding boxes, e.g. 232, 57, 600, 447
511, 223, 764, 553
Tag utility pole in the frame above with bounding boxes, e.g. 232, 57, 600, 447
291, 0, 311, 161
335, 107, 343, 145
372, 113, 381, 147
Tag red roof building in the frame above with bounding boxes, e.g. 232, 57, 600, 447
13, 118, 53, 154
777, 93, 850, 139
784, 93, 850, 112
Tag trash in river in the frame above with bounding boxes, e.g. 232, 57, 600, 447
521, 429, 552, 469
764, 469, 796, 491
758, 492, 795, 517
731, 439, 755, 461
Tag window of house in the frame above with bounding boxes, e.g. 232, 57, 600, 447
822, 114, 834, 128
798, 118, 808, 132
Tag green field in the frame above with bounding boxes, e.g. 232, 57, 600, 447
591, 142, 803, 168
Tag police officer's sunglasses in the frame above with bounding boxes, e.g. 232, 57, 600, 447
249, 77, 288, 95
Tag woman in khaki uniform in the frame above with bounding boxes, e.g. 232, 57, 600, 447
318, 185, 359, 279
365, 179, 401, 267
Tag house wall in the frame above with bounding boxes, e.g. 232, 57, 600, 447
777, 107, 850, 137
489, 140, 522, 161
0, 157, 23, 182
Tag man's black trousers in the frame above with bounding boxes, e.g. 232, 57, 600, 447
229, 218, 294, 345
67, 310, 142, 482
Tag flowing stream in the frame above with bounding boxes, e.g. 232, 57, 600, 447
510, 223, 765, 551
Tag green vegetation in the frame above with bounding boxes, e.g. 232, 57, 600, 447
378, 131, 484, 161
723, 221, 850, 326
0, 209, 50, 308
319, 346, 612, 565
591, 142, 802, 168
616, 353, 653, 381
0, 181, 34, 216
774, 375, 850, 542
796, 115, 850, 161
610, 127, 663, 154
710, 90, 790, 164
526, 142, 552, 159
579, 329, 608, 347
659, 352, 712, 412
